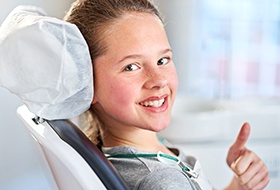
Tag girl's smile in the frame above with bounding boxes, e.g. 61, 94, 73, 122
138, 95, 168, 112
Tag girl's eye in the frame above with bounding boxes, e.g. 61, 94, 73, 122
124, 64, 139, 71
157, 57, 169, 65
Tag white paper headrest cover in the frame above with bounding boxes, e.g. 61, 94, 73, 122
0, 6, 93, 120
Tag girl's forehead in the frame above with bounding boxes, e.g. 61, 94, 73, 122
100, 12, 168, 56
102, 12, 162, 38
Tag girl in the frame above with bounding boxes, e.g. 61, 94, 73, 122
64, 0, 269, 189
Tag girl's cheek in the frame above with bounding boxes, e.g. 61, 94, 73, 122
169, 69, 179, 90
109, 79, 136, 104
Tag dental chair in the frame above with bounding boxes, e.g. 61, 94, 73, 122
0, 6, 129, 190
17, 105, 128, 190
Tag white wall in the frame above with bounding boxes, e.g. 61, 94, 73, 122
0, 0, 73, 23
0, 1, 73, 189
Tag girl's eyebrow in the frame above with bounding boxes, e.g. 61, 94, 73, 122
162, 48, 173, 54
117, 48, 173, 64
117, 54, 142, 64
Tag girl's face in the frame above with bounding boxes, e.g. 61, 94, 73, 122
92, 12, 178, 132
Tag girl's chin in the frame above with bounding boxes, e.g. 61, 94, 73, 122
147, 124, 169, 133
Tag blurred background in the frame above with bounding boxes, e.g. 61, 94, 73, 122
1, 0, 280, 189
154, 0, 280, 189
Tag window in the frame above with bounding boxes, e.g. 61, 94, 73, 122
156, 0, 280, 99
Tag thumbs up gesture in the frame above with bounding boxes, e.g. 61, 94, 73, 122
226, 123, 270, 190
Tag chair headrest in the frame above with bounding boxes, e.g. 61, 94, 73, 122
0, 6, 93, 120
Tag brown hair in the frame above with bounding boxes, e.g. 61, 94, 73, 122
64, 0, 161, 60
64, 0, 162, 148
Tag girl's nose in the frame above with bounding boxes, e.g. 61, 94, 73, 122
143, 69, 168, 90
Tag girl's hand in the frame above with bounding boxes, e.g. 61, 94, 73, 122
226, 123, 270, 190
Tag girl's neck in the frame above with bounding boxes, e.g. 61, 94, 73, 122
101, 127, 175, 155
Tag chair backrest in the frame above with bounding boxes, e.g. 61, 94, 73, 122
17, 105, 129, 190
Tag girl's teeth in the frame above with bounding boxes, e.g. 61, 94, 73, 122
141, 99, 164, 107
